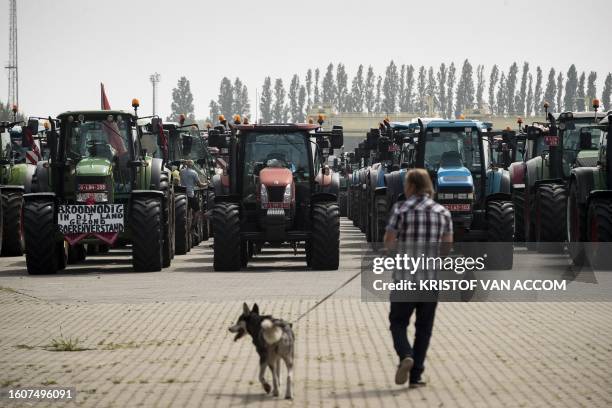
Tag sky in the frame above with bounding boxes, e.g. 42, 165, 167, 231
1, 0, 610, 120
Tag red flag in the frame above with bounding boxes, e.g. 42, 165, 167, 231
101, 83, 111, 110
24, 126, 42, 160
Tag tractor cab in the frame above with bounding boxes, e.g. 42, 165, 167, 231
557, 111, 602, 173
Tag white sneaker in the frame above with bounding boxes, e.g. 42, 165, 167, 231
395, 357, 414, 385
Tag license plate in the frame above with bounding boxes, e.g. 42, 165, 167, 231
544, 135, 559, 146
57, 204, 125, 234
444, 203, 471, 212
263, 202, 288, 209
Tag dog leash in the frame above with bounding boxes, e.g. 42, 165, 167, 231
293, 270, 362, 324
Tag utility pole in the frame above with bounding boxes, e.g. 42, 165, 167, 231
6, 0, 18, 109
150, 72, 160, 116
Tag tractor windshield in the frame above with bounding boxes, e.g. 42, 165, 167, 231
68, 117, 130, 162
562, 120, 601, 163
423, 128, 480, 171
242, 131, 310, 199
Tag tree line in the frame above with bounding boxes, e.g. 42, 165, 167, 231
168, 60, 612, 123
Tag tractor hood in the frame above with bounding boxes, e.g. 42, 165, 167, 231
75, 157, 113, 177
437, 165, 473, 189
259, 167, 293, 187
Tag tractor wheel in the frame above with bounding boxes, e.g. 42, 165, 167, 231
1, 191, 24, 256
310, 202, 340, 270
485, 200, 514, 270
373, 195, 388, 243
338, 191, 347, 217
56, 240, 68, 272
175, 195, 189, 255
160, 172, 174, 267
212, 202, 241, 271
68, 244, 86, 264
131, 196, 163, 272
524, 187, 536, 250
535, 183, 566, 253
240, 241, 248, 268
305, 241, 312, 267
365, 199, 373, 243
346, 190, 352, 220
511, 188, 525, 243
587, 198, 612, 269
567, 182, 588, 266
359, 193, 367, 233
24, 200, 58, 275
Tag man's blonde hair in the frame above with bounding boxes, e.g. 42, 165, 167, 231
404, 168, 434, 196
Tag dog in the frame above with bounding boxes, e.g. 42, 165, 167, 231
228, 303, 295, 399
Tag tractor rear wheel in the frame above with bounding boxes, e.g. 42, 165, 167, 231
212, 202, 241, 271
338, 190, 347, 217
175, 195, 189, 255
567, 182, 588, 266
1, 191, 24, 256
131, 196, 163, 272
485, 200, 514, 270
24, 200, 58, 275
511, 188, 525, 243
310, 202, 340, 270
373, 195, 388, 243
587, 198, 612, 269
535, 183, 566, 252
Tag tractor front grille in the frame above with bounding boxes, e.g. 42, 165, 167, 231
267, 186, 286, 202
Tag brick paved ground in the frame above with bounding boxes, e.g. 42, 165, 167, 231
0, 220, 611, 407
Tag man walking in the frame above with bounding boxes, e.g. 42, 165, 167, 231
180, 160, 206, 236
383, 168, 453, 388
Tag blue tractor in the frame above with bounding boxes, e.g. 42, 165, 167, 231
380, 118, 515, 269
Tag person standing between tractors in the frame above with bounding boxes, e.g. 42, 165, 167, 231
383, 168, 453, 388
180, 160, 206, 232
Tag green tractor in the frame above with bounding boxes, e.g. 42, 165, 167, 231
24, 102, 175, 274
566, 112, 612, 266
162, 119, 215, 254
0, 119, 43, 256
522, 110, 601, 250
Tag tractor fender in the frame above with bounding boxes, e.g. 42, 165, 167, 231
486, 168, 511, 196
508, 161, 526, 187
374, 186, 387, 196
524, 156, 544, 193
318, 172, 339, 195
23, 192, 56, 202
174, 185, 187, 194
587, 190, 612, 206
311, 192, 337, 204
569, 168, 598, 205
131, 190, 165, 199
33, 161, 50, 192
0, 185, 24, 194
211, 174, 227, 196
486, 192, 512, 203
149, 158, 164, 189
214, 194, 241, 204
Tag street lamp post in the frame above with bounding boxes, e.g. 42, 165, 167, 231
150, 73, 160, 116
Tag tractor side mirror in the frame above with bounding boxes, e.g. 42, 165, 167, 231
47, 130, 58, 161
27, 118, 39, 134
330, 126, 344, 149
150, 117, 162, 134
579, 129, 592, 149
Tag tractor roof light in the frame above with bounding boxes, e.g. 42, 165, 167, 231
317, 114, 325, 125
517, 117, 523, 125
593, 98, 600, 110
179, 114, 186, 125
11, 104, 18, 113
233, 114, 241, 124
43, 121, 50, 130
242, 116, 249, 125
131, 98, 140, 108
218, 114, 226, 123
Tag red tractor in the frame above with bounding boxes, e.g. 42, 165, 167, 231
207, 118, 343, 270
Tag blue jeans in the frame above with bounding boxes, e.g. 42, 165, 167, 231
389, 301, 437, 382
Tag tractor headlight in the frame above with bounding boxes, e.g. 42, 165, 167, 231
283, 184, 292, 204
260, 184, 268, 208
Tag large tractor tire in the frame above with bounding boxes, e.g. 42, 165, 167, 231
535, 183, 566, 253
338, 190, 348, 217
485, 200, 514, 270
24, 200, 58, 275
511, 188, 525, 243
346, 190, 352, 220
524, 187, 536, 250
359, 193, 367, 233
373, 194, 388, 243
310, 202, 340, 270
174, 194, 189, 255
1, 191, 24, 256
587, 198, 612, 270
205, 189, 215, 239
567, 182, 588, 266
212, 202, 241, 271
131, 196, 163, 272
